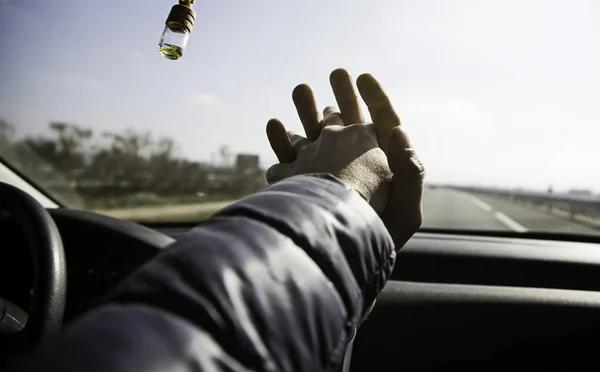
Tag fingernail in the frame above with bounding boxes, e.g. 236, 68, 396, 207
322, 105, 340, 118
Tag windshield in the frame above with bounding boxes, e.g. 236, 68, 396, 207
1, 1, 599, 236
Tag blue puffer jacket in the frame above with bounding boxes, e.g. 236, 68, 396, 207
16, 174, 395, 371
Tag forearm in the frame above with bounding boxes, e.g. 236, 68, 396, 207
13, 174, 395, 372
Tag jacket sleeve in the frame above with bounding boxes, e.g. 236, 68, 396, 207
16, 174, 396, 372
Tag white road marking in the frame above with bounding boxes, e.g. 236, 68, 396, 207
461, 192, 529, 232
493, 211, 529, 232
466, 196, 493, 212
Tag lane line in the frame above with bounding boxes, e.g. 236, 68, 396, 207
466, 196, 493, 212
462, 192, 529, 232
493, 211, 529, 232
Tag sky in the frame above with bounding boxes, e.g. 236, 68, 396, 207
1, 0, 599, 192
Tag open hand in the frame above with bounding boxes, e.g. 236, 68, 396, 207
266, 69, 425, 249
266, 107, 392, 214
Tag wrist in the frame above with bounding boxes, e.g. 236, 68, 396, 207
339, 172, 391, 216
339, 175, 372, 202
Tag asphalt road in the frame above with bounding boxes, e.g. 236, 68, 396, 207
95, 187, 600, 236
423, 188, 600, 235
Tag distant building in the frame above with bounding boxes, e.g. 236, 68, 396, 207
236, 154, 260, 175
568, 189, 592, 196
204, 154, 262, 192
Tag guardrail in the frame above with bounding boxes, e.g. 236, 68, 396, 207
448, 186, 600, 221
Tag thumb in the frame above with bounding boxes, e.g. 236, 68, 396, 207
386, 126, 424, 177
266, 163, 293, 184
383, 126, 425, 250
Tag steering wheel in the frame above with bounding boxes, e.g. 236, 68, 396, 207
0, 182, 67, 350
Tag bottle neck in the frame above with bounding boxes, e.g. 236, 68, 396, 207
178, 0, 194, 7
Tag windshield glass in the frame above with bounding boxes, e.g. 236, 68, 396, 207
1, 0, 599, 236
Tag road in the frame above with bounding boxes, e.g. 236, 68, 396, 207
423, 188, 600, 235
95, 188, 600, 235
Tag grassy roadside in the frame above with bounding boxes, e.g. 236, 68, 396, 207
130, 210, 218, 223
93, 200, 234, 222
83, 193, 237, 210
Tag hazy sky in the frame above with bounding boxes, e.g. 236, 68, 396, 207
1, 0, 599, 192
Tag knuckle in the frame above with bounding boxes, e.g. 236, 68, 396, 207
413, 157, 426, 177
403, 155, 425, 178
345, 123, 377, 139
346, 123, 368, 132
321, 125, 343, 135
321, 117, 344, 129
393, 158, 423, 179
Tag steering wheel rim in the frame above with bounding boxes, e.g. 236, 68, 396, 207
0, 182, 66, 347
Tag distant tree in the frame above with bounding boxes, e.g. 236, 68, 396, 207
90, 131, 152, 188
15, 123, 94, 182
0, 120, 265, 208
219, 145, 232, 167
0, 119, 14, 149
48, 122, 92, 172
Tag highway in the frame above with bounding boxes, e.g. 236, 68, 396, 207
422, 188, 600, 235
96, 187, 600, 236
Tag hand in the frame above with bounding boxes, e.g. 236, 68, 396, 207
266, 69, 425, 249
266, 107, 393, 214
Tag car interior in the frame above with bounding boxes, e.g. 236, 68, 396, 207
1, 1, 600, 371
2, 180, 600, 370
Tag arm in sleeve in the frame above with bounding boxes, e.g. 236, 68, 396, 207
14, 174, 396, 372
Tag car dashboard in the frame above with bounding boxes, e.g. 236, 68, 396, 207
355, 233, 600, 370
2, 208, 600, 370
157, 225, 600, 370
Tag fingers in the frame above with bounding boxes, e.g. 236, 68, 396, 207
321, 106, 344, 128
292, 84, 321, 141
330, 68, 364, 125
266, 119, 295, 163
266, 163, 292, 184
287, 131, 311, 152
356, 73, 401, 152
